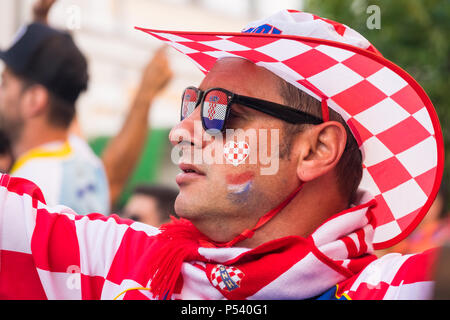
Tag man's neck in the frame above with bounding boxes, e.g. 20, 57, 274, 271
238, 181, 350, 248
12, 123, 69, 159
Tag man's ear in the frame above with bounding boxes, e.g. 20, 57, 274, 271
21, 85, 49, 119
295, 121, 347, 182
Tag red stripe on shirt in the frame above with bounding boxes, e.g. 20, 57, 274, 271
106, 228, 156, 286
31, 208, 80, 272
81, 274, 106, 300
0, 250, 47, 299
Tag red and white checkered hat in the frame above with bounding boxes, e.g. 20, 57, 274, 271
136, 9, 444, 249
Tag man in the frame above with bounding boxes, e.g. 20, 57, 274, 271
0, 10, 444, 300
0, 22, 110, 215
122, 184, 178, 227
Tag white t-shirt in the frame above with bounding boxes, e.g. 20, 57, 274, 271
10, 135, 110, 215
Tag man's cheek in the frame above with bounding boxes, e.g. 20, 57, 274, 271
202, 134, 224, 165
257, 128, 280, 176
225, 171, 255, 204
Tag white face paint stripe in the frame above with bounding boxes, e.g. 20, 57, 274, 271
227, 180, 252, 194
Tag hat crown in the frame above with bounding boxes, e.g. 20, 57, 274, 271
242, 10, 380, 55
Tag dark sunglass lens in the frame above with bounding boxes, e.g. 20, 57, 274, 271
181, 88, 198, 120
202, 90, 228, 131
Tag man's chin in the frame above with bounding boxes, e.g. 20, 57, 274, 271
174, 192, 215, 224
174, 194, 198, 221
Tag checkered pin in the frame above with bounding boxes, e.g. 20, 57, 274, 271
223, 141, 250, 166
210, 265, 245, 292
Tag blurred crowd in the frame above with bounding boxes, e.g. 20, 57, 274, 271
0, 0, 448, 257
0, 0, 177, 223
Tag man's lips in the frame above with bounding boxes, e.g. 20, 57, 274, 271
176, 163, 205, 185
179, 163, 205, 175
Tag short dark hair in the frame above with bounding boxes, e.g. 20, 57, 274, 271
132, 184, 179, 222
277, 79, 363, 205
19, 74, 76, 129
17, 32, 88, 128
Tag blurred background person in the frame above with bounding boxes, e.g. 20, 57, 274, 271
32, 0, 173, 212
122, 184, 178, 227
0, 4, 110, 214
0, 0, 173, 215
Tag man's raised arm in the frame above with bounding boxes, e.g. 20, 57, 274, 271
101, 46, 173, 208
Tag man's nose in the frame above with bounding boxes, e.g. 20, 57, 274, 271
169, 106, 204, 148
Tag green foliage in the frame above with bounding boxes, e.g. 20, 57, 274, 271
304, 0, 450, 206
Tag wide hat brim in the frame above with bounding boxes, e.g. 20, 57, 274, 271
137, 28, 444, 250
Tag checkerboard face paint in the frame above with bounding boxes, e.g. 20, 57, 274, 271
223, 141, 250, 166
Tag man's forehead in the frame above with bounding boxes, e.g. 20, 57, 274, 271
199, 58, 255, 89
199, 57, 284, 102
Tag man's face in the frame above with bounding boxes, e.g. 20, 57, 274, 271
0, 67, 26, 144
169, 58, 300, 237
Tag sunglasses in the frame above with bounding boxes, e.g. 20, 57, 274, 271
181, 86, 323, 132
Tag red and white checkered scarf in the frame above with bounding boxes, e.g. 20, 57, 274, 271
145, 190, 378, 299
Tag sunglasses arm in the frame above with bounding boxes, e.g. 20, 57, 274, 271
233, 95, 323, 125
